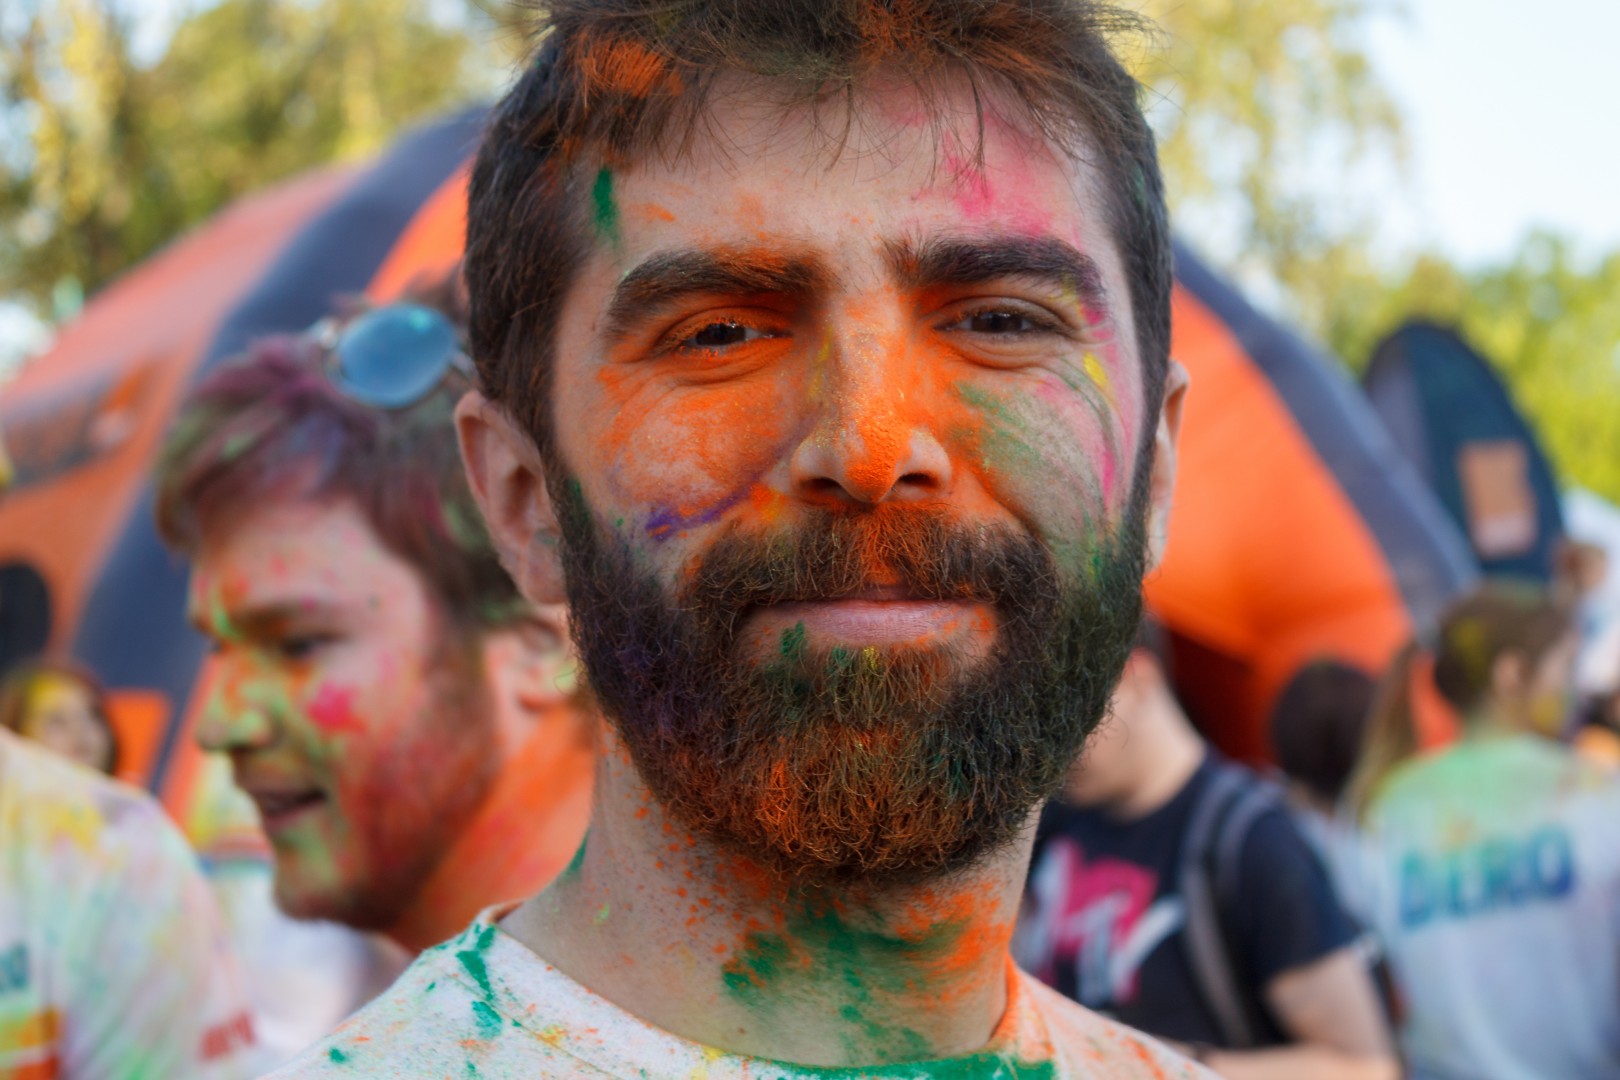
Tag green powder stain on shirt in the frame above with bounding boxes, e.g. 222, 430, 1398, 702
327, 1047, 348, 1065
456, 922, 498, 1001
592, 168, 620, 246
471, 999, 503, 1040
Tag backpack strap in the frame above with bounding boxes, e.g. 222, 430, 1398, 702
1179, 762, 1278, 1050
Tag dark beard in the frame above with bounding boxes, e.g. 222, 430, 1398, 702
552, 477, 1148, 889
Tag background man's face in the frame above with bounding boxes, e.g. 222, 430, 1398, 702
188, 496, 497, 928
543, 79, 1160, 883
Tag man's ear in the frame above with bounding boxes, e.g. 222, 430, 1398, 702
480, 603, 585, 747
1145, 360, 1190, 571
456, 391, 566, 605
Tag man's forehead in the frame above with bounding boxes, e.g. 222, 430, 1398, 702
593, 79, 1126, 294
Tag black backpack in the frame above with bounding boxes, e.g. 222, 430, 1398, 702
1177, 761, 1287, 1049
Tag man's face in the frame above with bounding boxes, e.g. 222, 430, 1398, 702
188, 496, 497, 928
528, 80, 1175, 885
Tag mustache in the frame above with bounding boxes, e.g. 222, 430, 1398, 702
679, 505, 1059, 616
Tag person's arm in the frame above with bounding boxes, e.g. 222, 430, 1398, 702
1199, 947, 1400, 1080
63, 782, 259, 1079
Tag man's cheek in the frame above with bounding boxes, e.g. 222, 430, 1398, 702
594, 379, 797, 541
945, 376, 1128, 526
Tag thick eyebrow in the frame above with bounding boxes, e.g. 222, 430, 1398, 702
885, 234, 1112, 317
601, 248, 833, 343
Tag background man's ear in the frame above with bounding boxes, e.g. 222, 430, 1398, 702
456, 391, 566, 605
480, 603, 583, 748
1146, 360, 1191, 571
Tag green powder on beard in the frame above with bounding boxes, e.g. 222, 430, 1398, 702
780, 621, 808, 662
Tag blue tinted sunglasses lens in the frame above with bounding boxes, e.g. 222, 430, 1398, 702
331, 304, 460, 408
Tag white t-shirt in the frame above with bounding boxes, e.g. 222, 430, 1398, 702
0, 730, 257, 1079
1362, 734, 1620, 1080
270, 906, 1215, 1078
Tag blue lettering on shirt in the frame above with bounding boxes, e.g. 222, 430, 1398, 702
1399, 826, 1575, 929
0, 943, 27, 994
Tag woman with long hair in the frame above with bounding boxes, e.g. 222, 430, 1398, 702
0, 657, 118, 775
1351, 581, 1620, 1080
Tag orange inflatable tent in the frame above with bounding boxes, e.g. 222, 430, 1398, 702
0, 110, 1474, 820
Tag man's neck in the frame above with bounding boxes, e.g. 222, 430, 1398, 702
388, 720, 595, 953
502, 744, 1032, 1067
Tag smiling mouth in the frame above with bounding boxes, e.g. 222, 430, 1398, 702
247, 789, 326, 830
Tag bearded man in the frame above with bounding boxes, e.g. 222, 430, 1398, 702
156, 285, 595, 955
273, 0, 1207, 1074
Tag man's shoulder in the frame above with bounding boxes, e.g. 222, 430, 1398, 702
0, 730, 193, 878
1016, 970, 1217, 1079
266, 917, 620, 1079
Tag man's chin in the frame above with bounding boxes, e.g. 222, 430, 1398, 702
269, 854, 400, 931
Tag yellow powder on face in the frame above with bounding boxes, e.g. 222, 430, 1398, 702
1082, 351, 1115, 408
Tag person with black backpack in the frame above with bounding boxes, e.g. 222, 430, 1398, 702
1015, 623, 1399, 1079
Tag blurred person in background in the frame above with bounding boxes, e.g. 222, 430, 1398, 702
0, 657, 118, 774
0, 725, 256, 1078
1270, 660, 1379, 914
154, 280, 596, 956
1016, 623, 1398, 1080
1348, 581, 1620, 1080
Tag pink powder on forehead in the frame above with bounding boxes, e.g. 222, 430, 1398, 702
306, 683, 365, 736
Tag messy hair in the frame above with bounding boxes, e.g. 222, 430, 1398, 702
1347, 580, 1572, 819
465, 0, 1171, 466
154, 282, 525, 634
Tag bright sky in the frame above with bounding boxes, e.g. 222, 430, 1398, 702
1366, 0, 1620, 264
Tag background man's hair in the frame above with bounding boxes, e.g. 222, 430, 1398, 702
154, 280, 524, 634
464, 0, 1171, 468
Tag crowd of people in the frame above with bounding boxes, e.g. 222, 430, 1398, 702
3, 0, 1619, 1077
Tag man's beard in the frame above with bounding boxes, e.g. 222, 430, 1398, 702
554, 477, 1148, 890
300, 631, 499, 931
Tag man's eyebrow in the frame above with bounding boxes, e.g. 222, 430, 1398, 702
601, 248, 832, 342
885, 235, 1112, 315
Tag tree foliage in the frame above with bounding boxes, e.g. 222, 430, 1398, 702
1330, 237, 1620, 502
3, 0, 1617, 502
0, 0, 481, 315
1134, 0, 1405, 335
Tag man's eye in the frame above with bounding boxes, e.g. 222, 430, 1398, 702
680, 321, 772, 350
275, 636, 332, 662
955, 309, 1043, 335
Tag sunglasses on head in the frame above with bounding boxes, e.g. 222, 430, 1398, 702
316, 303, 474, 410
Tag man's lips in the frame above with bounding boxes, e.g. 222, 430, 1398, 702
748, 588, 992, 645
237, 780, 327, 830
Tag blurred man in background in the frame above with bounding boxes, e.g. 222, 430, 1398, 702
154, 283, 596, 955
1017, 625, 1398, 1079
0, 726, 256, 1078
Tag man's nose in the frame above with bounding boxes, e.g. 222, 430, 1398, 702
788, 321, 953, 506
194, 667, 277, 754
